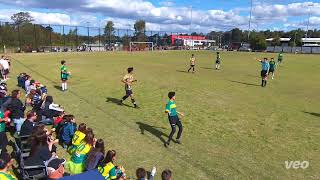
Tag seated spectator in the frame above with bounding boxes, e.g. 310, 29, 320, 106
161, 169, 172, 180
85, 139, 105, 171
0, 152, 17, 179
40, 96, 63, 125
7, 90, 25, 135
25, 125, 59, 175
0, 110, 8, 153
53, 112, 65, 129
66, 129, 94, 174
72, 123, 87, 146
47, 158, 67, 180
98, 150, 126, 180
136, 167, 156, 180
60, 115, 77, 148
24, 75, 31, 94
0, 82, 7, 99
20, 110, 37, 136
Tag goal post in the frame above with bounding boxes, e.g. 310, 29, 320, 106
130, 42, 154, 52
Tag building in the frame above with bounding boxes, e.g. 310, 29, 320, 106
170, 35, 216, 47
301, 38, 320, 47
266, 38, 291, 47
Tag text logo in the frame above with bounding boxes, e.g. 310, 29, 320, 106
285, 161, 309, 169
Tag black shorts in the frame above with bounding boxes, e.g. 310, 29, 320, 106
61, 78, 68, 81
261, 70, 268, 78
216, 61, 221, 64
126, 89, 133, 96
190, 65, 195, 67
168, 115, 180, 125
269, 69, 274, 73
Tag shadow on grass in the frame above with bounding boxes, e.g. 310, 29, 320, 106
106, 97, 133, 108
200, 67, 213, 70
303, 111, 320, 117
229, 80, 260, 87
176, 70, 189, 74
53, 85, 61, 91
136, 122, 168, 143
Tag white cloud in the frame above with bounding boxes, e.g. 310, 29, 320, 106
0, 0, 319, 32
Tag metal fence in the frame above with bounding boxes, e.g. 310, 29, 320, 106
0, 22, 213, 53
266, 46, 320, 54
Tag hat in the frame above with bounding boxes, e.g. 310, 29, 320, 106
48, 158, 66, 170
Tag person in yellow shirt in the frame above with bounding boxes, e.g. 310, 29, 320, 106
120, 67, 138, 108
187, 54, 196, 73
66, 129, 94, 174
98, 150, 126, 180
0, 152, 17, 180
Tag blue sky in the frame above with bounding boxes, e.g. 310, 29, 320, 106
0, 0, 319, 33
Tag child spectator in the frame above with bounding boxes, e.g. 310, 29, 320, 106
60, 115, 77, 148
98, 150, 126, 180
0, 152, 17, 179
161, 169, 172, 180
72, 123, 87, 146
66, 129, 94, 174
85, 139, 105, 171
41, 96, 63, 125
24, 75, 32, 94
136, 167, 156, 180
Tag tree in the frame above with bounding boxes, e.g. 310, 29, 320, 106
134, 20, 146, 42
250, 33, 267, 51
231, 28, 242, 43
104, 21, 115, 45
11, 12, 34, 25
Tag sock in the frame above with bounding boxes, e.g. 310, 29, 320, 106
65, 83, 67, 90
62, 83, 65, 90
261, 80, 264, 86
131, 99, 137, 106
264, 81, 267, 87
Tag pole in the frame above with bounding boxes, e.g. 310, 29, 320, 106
63, 25, 65, 51
49, 25, 52, 52
33, 24, 37, 51
248, 0, 253, 41
99, 27, 101, 51
190, 6, 193, 33
87, 22, 90, 45
18, 24, 21, 52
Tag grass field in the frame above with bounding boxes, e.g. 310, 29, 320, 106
7, 51, 320, 179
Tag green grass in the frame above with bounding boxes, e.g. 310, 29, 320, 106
7, 51, 320, 179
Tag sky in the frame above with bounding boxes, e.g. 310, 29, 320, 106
0, 0, 320, 33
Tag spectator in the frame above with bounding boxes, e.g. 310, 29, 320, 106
0, 152, 17, 179
24, 75, 32, 94
66, 128, 94, 174
7, 90, 25, 135
136, 167, 156, 180
40, 96, 63, 125
161, 169, 172, 180
72, 123, 87, 146
20, 110, 37, 136
85, 139, 105, 171
0, 110, 8, 153
98, 150, 126, 180
47, 158, 67, 180
0, 56, 10, 80
0, 82, 7, 99
25, 125, 59, 175
60, 115, 77, 148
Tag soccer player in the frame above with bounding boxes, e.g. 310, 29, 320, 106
258, 58, 270, 87
268, 58, 277, 79
187, 54, 196, 73
278, 52, 283, 64
164, 92, 184, 147
60, 60, 71, 91
120, 67, 138, 108
215, 52, 221, 70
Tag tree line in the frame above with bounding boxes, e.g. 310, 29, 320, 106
1, 12, 320, 52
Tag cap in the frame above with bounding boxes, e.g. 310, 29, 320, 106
48, 158, 66, 170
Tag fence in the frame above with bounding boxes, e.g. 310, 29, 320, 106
0, 22, 215, 53
266, 46, 320, 54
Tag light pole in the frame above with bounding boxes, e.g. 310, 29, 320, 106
248, 0, 253, 41
189, 6, 193, 34
305, 4, 314, 38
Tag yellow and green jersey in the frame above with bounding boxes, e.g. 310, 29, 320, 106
72, 131, 86, 146
0, 172, 17, 180
166, 100, 177, 117
98, 162, 117, 180
70, 142, 91, 164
